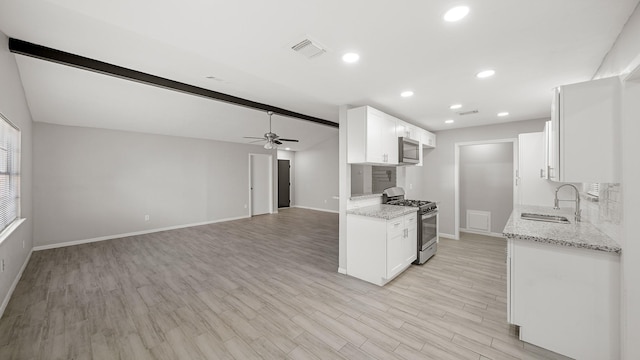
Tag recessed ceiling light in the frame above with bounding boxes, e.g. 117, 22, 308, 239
444, 6, 470, 22
342, 52, 360, 63
445, 119, 454, 124
285, 147, 291, 151
449, 104, 462, 110
476, 69, 496, 78
401, 91, 414, 97
497, 112, 509, 117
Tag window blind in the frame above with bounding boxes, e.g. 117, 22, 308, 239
0, 113, 20, 234
587, 183, 600, 198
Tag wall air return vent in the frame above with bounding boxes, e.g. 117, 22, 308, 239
458, 109, 479, 116
291, 39, 326, 59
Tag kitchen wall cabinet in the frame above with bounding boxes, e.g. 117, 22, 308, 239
421, 129, 436, 148
518, 132, 556, 206
547, 76, 620, 182
346, 212, 417, 285
396, 118, 420, 142
543, 120, 556, 180
347, 106, 398, 165
507, 238, 620, 360
347, 106, 436, 166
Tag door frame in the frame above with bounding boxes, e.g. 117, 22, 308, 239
248, 153, 273, 216
454, 138, 518, 240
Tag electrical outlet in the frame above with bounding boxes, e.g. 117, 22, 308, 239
144, 215, 150, 221
244, 204, 247, 209
409, 183, 413, 190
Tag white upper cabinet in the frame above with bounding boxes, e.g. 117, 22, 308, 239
548, 76, 620, 183
421, 129, 436, 148
396, 119, 420, 142
347, 106, 436, 166
347, 106, 397, 165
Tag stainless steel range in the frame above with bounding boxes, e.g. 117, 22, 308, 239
383, 187, 439, 264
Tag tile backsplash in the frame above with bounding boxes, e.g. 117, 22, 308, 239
581, 183, 623, 243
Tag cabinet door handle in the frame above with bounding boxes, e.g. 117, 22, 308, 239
548, 165, 554, 179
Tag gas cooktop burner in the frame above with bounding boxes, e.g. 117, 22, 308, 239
388, 199, 433, 207
387, 199, 438, 215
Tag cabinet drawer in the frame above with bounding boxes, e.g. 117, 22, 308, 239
405, 213, 417, 230
387, 218, 404, 236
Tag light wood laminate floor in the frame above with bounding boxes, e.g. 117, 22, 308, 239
0, 208, 570, 359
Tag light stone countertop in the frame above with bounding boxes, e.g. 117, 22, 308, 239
349, 193, 382, 200
503, 205, 621, 254
347, 204, 418, 220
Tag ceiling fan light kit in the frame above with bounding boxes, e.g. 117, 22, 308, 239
244, 111, 300, 150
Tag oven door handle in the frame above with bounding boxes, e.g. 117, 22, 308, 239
422, 211, 438, 219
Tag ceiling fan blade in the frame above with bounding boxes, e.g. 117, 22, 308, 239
274, 140, 283, 145
243, 136, 265, 139
248, 139, 265, 144
278, 138, 299, 142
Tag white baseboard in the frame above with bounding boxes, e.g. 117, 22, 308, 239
439, 232, 458, 240
460, 228, 505, 238
337, 267, 347, 274
33, 215, 251, 251
0, 249, 32, 319
292, 205, 339, 214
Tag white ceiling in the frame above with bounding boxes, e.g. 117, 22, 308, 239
1, 0, 638, 148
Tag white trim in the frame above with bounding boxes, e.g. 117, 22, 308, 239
0, 248, 32, 318
460, 228, 506, 238
337, 267, 347, 274
0, 218, 26, 246
33, 215, 250, 251
292, 205, 339, 214
439, 232, 458, 240
454, 138, 518, 241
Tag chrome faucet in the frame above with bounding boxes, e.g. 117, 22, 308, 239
554, 184, 581, 222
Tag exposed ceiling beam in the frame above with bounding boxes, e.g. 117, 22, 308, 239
8, 38, 338, 128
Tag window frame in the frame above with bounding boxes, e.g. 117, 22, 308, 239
0, 111, 23, 245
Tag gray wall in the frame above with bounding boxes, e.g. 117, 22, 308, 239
294, 136, 339, 212
398, 160, 426, 200
422, 119, 547, 236
0, 31, 34, 312
459, 142, 513, 233
33, 122, 273, 247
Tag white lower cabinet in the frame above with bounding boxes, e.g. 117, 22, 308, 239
507, 238, 620, 360
347, 212, 417, 286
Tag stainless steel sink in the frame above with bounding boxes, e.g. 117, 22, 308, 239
520, 213, 570, 224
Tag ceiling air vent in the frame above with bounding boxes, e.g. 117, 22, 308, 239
458, 110, 479, 116
291, 39, 326, 59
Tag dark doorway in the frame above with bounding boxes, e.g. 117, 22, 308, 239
278, 160, 291, 208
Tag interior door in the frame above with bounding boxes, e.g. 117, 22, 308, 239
278, 159, 290, 208
250, 154, 271, 216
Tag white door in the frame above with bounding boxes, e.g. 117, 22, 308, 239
250, 154, 272, 216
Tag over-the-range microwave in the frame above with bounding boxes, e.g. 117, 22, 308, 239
398, 137, 420, 164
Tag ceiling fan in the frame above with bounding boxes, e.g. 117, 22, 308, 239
244, 111, 299, 149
